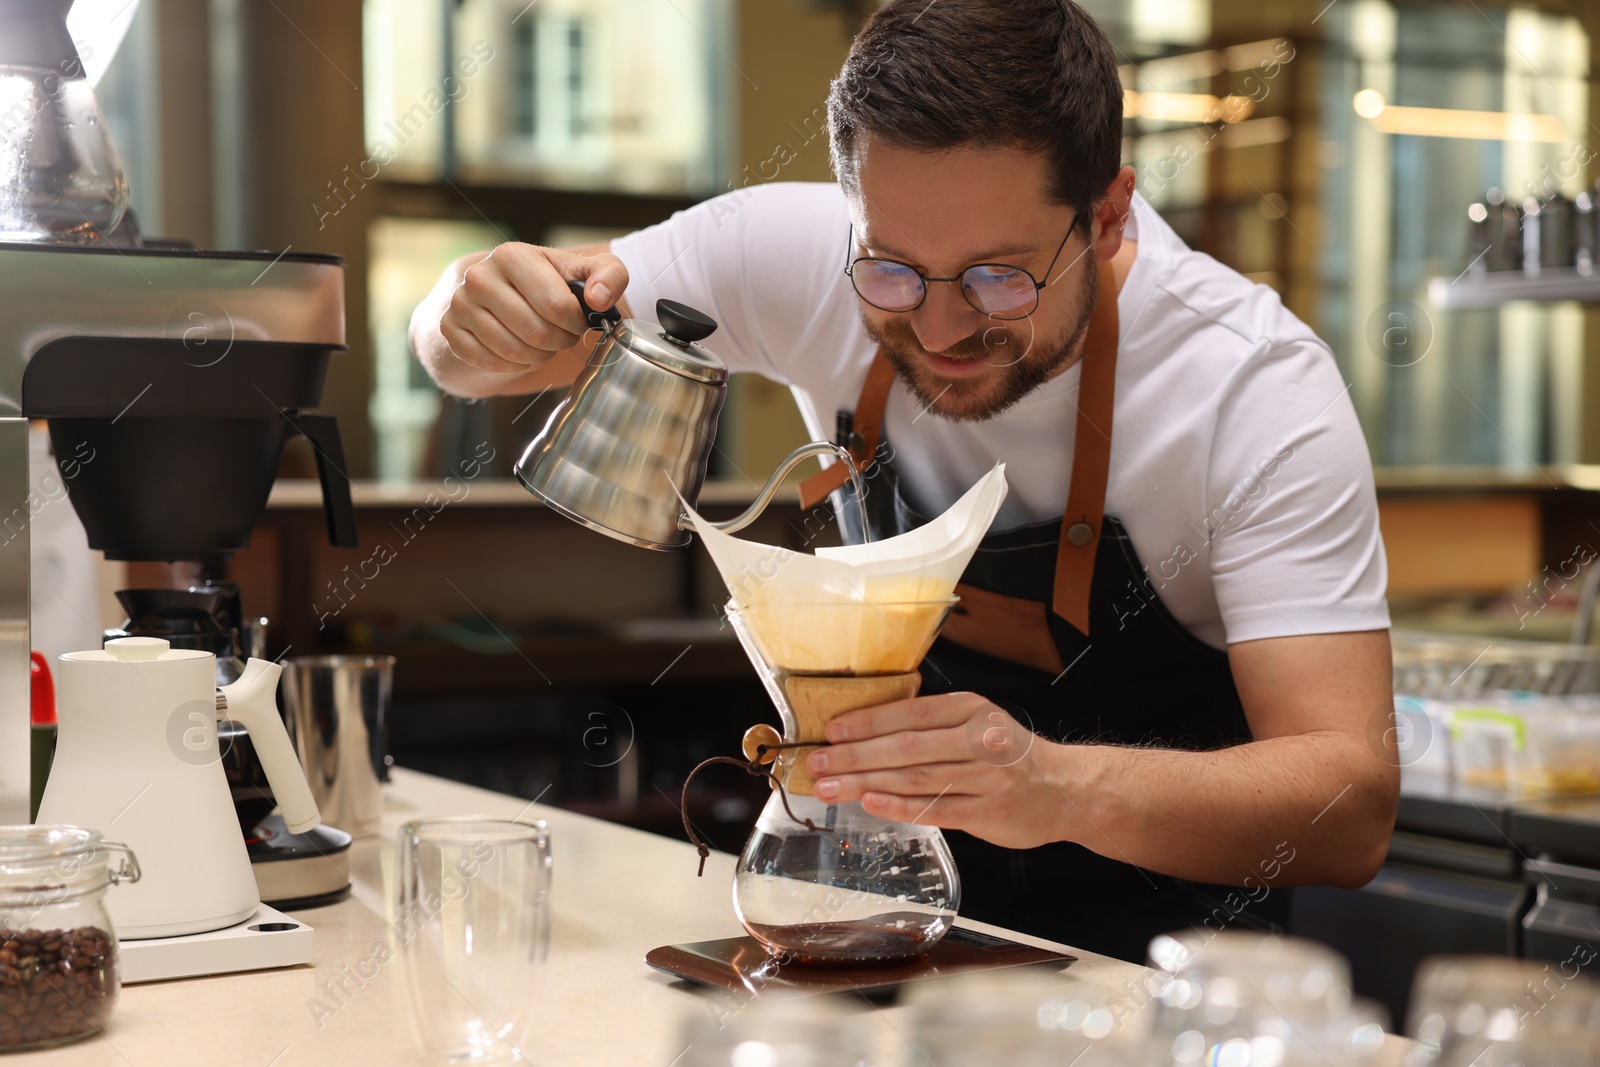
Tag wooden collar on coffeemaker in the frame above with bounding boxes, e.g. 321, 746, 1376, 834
796, 259, 1121, 639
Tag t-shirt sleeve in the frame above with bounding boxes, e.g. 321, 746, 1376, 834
1205, 338, 1390, 644
609, 182, 851, 385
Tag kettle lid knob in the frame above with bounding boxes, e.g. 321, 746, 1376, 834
657, 299, 717, 346
106, 636, 170, 660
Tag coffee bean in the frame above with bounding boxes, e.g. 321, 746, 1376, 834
0, 926, 115, 1051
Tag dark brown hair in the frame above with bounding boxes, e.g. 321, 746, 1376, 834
827, 0, 1124, 216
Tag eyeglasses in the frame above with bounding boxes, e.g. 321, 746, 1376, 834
844, 212, 1084, 321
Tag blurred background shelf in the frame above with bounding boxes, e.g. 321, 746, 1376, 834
1429, 268, 1600, 310
264, 477, 793, 509
1377, 464, 1600, 491
369, 627, 744, 697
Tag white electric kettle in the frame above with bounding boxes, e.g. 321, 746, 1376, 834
36, 637, 321, 938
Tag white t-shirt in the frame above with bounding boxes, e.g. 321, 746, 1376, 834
612, 183, 1389, 649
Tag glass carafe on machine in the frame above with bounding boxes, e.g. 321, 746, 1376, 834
0, 0, 129, 243
725, 598, 962, 965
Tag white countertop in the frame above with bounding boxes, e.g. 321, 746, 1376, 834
16, 769, 1160, 1066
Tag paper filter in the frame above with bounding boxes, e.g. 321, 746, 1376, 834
685, 465, 1008, 673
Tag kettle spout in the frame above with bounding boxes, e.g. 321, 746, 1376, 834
220, 658, 323, 834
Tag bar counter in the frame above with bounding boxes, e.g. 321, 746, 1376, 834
16, 770, 1165, 1066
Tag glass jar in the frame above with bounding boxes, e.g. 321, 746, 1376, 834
0, 825, 139, 1051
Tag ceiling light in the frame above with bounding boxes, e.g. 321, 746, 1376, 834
1125, 90, 1255, 124
1370, 104, 1567, 142
1352, 89, 1387, 119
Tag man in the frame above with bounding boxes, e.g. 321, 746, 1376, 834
412, 0, 1397, 962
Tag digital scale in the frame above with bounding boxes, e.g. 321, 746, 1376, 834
647, 926, 1075, 999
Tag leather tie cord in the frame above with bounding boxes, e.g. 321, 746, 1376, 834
678, 742, 831, 876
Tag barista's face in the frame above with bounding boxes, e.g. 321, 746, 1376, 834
846, 139, 1130, 421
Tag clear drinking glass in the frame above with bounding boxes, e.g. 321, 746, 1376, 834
396, 817, 553, 1064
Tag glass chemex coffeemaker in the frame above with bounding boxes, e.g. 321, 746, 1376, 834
721, 596, 963, 964
513, 287, 1012, 968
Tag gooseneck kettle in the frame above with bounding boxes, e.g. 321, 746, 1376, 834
36, 637, 320, 938
514, 282, 864, 549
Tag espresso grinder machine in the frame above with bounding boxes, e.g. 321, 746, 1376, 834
0, 0, 360, 980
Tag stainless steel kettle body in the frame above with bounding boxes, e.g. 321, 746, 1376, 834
515, 287, 728, 549
514, 282, 866, 548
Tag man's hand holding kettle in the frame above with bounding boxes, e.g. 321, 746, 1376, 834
411, 241, 628, 398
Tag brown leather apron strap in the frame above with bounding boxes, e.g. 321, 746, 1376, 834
797, 351, 897, 510
1052, 259, 1120, 635
943, 582, 1066, 675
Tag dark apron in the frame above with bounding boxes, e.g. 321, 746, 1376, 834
798, 263, 1290, 963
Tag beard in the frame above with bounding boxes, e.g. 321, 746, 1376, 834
860, 260, 1098, 422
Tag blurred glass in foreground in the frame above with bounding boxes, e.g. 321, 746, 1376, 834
681, 929, 1405, 1064
1405, 956, 1600, 1067
679, 998, 871, 1067
906, 968, 1149, 1066
1146, 930, 1391, 1066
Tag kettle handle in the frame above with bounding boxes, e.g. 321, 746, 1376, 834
220, 659, 322, 835
567, 279, 622, 330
